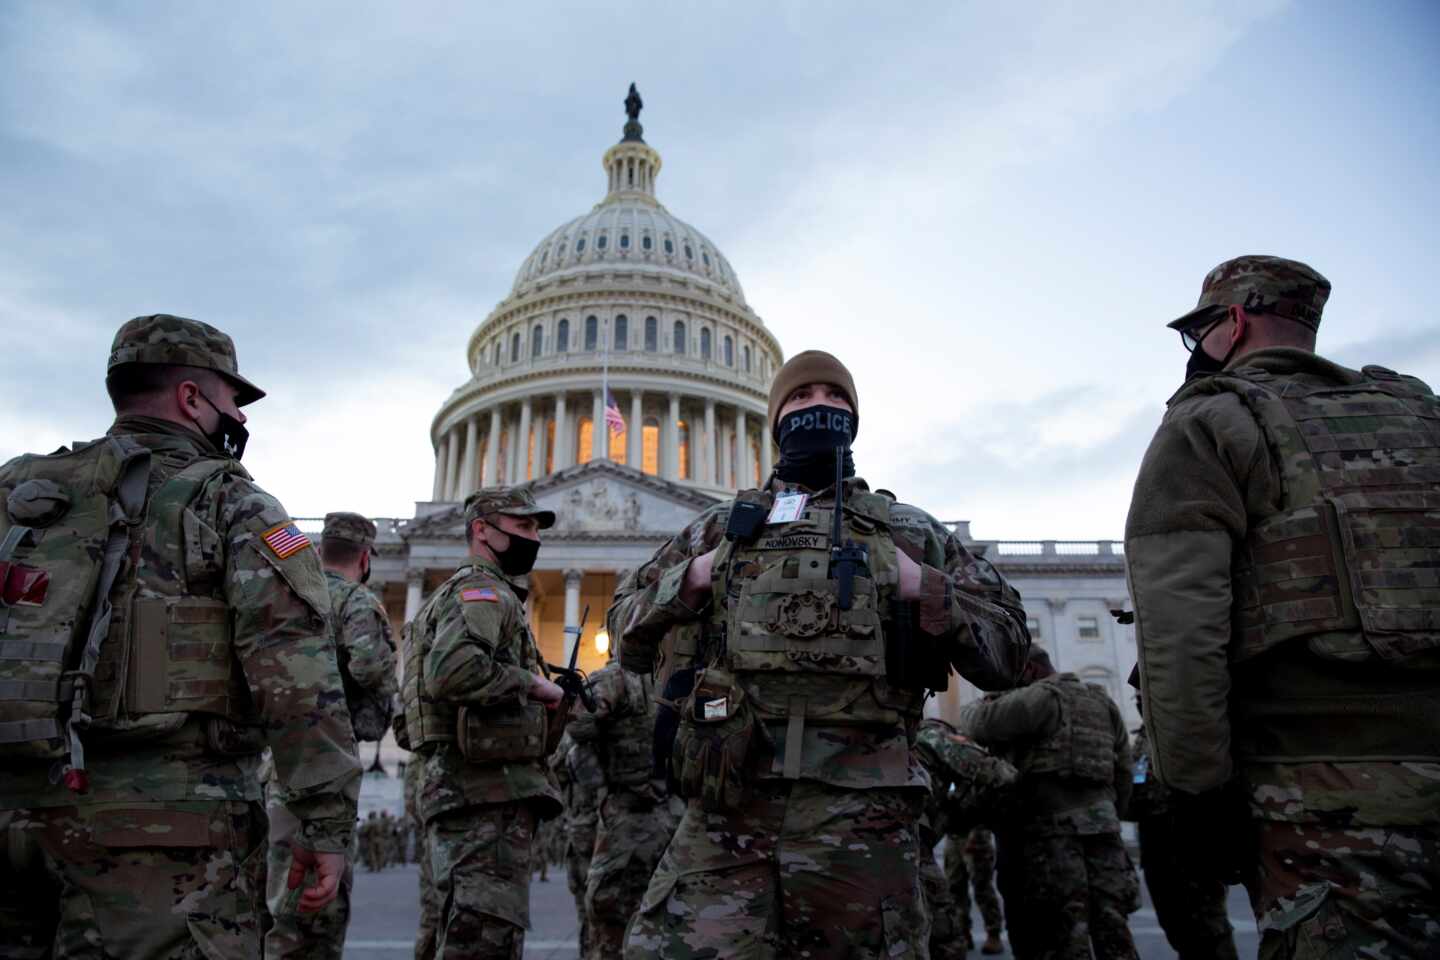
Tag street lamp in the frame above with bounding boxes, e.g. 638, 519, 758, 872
594, 629, 610, 655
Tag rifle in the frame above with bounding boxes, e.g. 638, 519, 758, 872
548, 604, 596, 715
828, 445, 870, 610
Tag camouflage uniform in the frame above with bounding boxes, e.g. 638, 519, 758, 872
1124, 725, 1237, 960
913, 720, 1017, 960
567, 660, 679, 959
266, 511, 398, 960
0, 315, 360, 959
403, 488, 561, 960
1126, 256, 1440, 958
961, 671, 1139, 960
549, 728, 601, 959
405, 754, 439, 960
614, 471, 1030, 958
943, 828, 1004, 953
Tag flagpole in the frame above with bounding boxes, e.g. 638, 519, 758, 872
601, 317, 609, 461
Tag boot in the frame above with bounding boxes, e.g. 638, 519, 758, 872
980, 932, 1004, 955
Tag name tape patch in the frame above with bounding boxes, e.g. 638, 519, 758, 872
755, 534, 826, 551
261, 523, 311, 560
461, 586, 499, 603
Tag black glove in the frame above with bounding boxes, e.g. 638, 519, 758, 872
1168, 781, 1254, 885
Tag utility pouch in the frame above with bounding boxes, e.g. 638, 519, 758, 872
653, 666, 696, 784
203, 716, 266, 758
457, 700, 548, 765
672, 667, 756, 812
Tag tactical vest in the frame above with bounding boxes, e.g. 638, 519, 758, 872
604, 669, 659, 790
712, 487, 925, 742
1016, 674, 1112, 784
1181, 365, 1440, 664
0, 437, 256, 770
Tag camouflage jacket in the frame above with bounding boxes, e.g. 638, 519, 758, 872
613, 476, 1030, 790
1126, 348, 1440, 825
566, 660, 664, 802
325, 571, 398, 742
548, 727, 600, 854
913, 719, 1017, 845
3, 417, 361, 852
416, 558, 560, 820
959, 676, 1131, 837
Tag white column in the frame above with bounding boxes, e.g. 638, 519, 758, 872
720, 423, 733, 489
666, 393, 681, 480
483, 407, 501, 487
734, 407, 749, 489
563, 569, 584, 662
517, 398, 533, 481
403, 569, 424, 623
432, 440, 447, 501
506, 415, 521, 484
591, 389, 606, 461
535, 409, 551, 478
628, 390, 643, 468
459, 415, 480, 496
703, 398, 717, 486
760, 413, 773, 481
445, 428, 461, 500
553, 394, 569, 470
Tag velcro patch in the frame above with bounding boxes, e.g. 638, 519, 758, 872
261, 522, 311, 559
461, 586, 499, 603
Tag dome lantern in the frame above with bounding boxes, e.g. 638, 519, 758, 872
602, 83, 662, 205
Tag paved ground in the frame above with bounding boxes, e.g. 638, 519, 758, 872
344, 861, 1260, 959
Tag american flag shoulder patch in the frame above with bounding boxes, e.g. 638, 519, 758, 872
461, 585, 499, 603
261, 522, 311, 559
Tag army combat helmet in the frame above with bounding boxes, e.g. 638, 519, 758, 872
1169, 255, 1331, 333
107, 313, 266, 406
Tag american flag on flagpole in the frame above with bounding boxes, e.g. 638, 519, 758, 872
605, 390, 626, 436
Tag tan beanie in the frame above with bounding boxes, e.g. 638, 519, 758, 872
768, 350, 859, 441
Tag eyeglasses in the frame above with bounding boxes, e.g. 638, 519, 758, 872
1179, 316, 1225, 353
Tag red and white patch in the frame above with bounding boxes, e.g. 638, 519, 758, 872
461, 586, 499, 603
261, 522, 311, 559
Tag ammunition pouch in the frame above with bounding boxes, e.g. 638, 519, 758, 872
672, 667, 757, 812
457, 700, 548, 766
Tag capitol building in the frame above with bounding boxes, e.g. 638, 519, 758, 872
321, 90, 1140, 730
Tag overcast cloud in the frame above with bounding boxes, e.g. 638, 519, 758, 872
2, 1, 1437, 539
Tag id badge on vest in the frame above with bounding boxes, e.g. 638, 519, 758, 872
767, 493, 808, 525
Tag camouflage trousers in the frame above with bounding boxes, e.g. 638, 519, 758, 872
996, 829, 1139, 960
584, 792, 678, 960
261, 802, 357, 960
1247, 820, 1440, 959
414, 815, 438, 960
1137, 816, 1237, 960
944, 827, 1004, 942
919, 834, 968, 960
565, 818, 597, 960
0, 801, 266, 960
624, 781, 930, 960
427, 801, 536, 960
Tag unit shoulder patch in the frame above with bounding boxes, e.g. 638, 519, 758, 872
261, 521, 311, 559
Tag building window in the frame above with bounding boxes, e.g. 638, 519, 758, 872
576, 417, 593, 465
684, 243, 694, 260
1077, 616, 1101, 641
596, 234, 608, 250
642, 417, 660, 476
531, 325, 543, 358
664, 237, 674, 255
576, 237, 586, 253
557, 319, 569, 352
645, 316, 658, 352
678, 420, 690, 480
642, 234, 652, 251
511, 333, 521, 363
526, 422, 536, 480
701, 328, 712, 360
724, 335, 734, 367
742, 345, 751, 372
491, 341, 500, 366
614, 315, 628, 351
544, 418, 556, 474
673, 320, 686, 355
702, 251, 711, 267
585, 316, 598, 351
619, 233, 630, 249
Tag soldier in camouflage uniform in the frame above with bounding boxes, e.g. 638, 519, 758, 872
568, 647, 679, 959
404, 748, 440, 960
402, 486, 563, 959
549, 726, 602, 958
1126, 255, 1440, 958
265, 510, 398, 959
913, 719, 1017, 960
943, 828, 1004, 955
961, 648, 1139, 960
0, 314, 361, 959
614, 351, 1031, 958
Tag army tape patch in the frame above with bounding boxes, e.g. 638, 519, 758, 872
461, 586, 499, 603
261, 522, 312, 559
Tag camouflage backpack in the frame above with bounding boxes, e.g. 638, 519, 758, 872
0, 437, 150, 784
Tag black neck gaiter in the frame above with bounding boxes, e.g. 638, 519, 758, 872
774, 404, 855, 491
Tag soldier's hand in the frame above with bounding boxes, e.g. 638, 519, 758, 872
896, 549, 923, 600
529, 675, 565, 708
680, 547, 720, 608
289, 843, 347, 912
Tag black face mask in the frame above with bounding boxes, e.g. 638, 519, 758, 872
774, 404, 855, 491
199, 393, 249, 461
490, 529, 541, 577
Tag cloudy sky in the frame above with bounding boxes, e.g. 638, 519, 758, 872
2, 1, 1437, 540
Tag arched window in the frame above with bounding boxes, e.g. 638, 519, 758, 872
531, 325, 543, 358
619, 233, 630, 250
576, 236, 586, 254
642, 234, 653, 251
596, 234, 608, 250
644, 316, 658, 352
614, 315, 628, 351
702, 251, 711, 267
585, 316, 598, 351
724, 335, 734, 367
678, 420, 690, 480
664, 237, 674, 255
576, 417, 593, 465
642, 417, 660, 476
700, 328, 712, 360
742, 345, 751, 372
684, 244, 694, 260
557, 319, 570, 353
673, 320, 686, 355
511, 332, 521, 363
